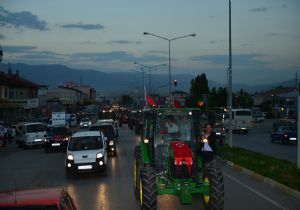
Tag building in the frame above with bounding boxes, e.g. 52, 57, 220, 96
0, 65, 43, 123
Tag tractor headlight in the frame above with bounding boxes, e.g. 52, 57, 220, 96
202, 138, 208, 143
63, 137, 69, 141
143, 138, 149, 144
109, 140, 114, 146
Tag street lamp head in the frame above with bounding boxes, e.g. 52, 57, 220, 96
143, 32, 149, 35
190, 33, 196, 37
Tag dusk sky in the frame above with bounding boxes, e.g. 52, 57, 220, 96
0, 0, 299, 85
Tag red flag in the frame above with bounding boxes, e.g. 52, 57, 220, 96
173, 99, 180, 108
146, 95, 157, 107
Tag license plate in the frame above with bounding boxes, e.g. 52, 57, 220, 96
78, 165, 92, 170
34, 139, 42, 142
52, 143, 61, 146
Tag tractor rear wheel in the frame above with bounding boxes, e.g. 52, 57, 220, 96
134, 146, 142, 200
203, 162, 224, 210
139, 167, 157, 210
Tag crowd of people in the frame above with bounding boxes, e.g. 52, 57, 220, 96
0, 125, 13, 147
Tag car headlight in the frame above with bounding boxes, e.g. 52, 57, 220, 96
109, 140, 114, 146
96, 153, 103, 158
67, 154, 74, 160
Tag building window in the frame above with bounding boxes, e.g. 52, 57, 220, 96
4, 88, 8, 98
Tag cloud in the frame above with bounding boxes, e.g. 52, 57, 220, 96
106, 40, 142, 45
0, 6, 48, 31
80, 41, 96, 45
71, 51, 168, 63
249, 7, 268, 12
267, 33, 280, 37
0, 34, 4, 40
3, 45, 37, 53
190, 54, 266, 66
147, 50, 167, 55
60, 22, 104, 30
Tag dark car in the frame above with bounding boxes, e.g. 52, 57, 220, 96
0, 187, 78, 209
270, 125, 297, 144
89, 123, 117, 156
44, 125, 71, 153
213, 123, 226, 144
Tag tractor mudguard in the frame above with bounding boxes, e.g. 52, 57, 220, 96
139, 142, 151, 164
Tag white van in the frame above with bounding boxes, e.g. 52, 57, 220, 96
65, 131, 107, 178
15, 122, 47, 148
224, 109, 254, 133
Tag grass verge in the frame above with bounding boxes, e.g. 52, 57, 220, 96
218, 144, 300, 191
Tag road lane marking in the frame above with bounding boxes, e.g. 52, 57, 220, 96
224, 172, 289, 210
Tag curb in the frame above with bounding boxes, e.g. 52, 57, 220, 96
224, 160, 300, 200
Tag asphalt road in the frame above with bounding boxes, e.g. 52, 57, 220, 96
0, 124, 299, 210
229, 119, 297, 163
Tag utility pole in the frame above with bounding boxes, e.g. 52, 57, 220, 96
228, 0, 233, 147
297, 78, 300, 168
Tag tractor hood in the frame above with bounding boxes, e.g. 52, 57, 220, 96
169, 141, 193, 175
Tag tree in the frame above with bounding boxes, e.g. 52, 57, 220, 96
121, 95, 133, 107
189, 73, 209, 108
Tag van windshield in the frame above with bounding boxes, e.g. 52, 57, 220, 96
26, 124, 45, 133
68, 136, 103, 151
236, 111, 252, 116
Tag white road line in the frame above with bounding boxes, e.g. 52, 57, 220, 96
224, 172, 289, 210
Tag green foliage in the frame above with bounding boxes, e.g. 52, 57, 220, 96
208, 87, 227, 108
121, 94, 133, 106
218, 145, 300, 191
189, 73, 209, 107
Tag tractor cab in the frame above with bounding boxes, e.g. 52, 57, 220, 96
134, 107, 224, 210
149, 109, 201, 173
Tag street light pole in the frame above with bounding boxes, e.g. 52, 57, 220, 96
143, 32, 196, 105
228, 0, 233, 147
134, 62, 166, 95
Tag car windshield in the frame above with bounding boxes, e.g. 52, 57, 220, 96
68, 136, 103, 151
50, 127, 68, 135
280, 126, 296, 132
26, 124, 45, 133
90, 125, 115, 138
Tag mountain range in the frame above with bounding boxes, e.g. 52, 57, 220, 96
0, 63, 296, 95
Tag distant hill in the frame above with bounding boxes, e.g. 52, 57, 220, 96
0, 63, 296, 94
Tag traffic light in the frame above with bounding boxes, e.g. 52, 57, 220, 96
174, 79, 177, 86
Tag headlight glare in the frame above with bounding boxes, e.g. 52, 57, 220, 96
67, 154, 74, 160
96, 153, 103, 158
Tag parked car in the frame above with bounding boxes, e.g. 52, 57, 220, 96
253, 112, 265, 122
79, 117, 92, 128
90, 123, 117, 156
213, 123, 226, 144
65, 131, 107, 178
270, 125, 297, 144
44, 125, 71, 153
0, 187, 78, 209
15, 122, 47, 148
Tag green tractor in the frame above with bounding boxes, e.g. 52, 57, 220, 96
133, 107, 224, 210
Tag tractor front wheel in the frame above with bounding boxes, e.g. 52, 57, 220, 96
134, 146, 142, 200
203, 162, 224, 210
139, 167, 157, 210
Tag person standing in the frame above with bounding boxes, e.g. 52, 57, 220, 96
199, 123, 217, 164
7, 126, 13, 144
